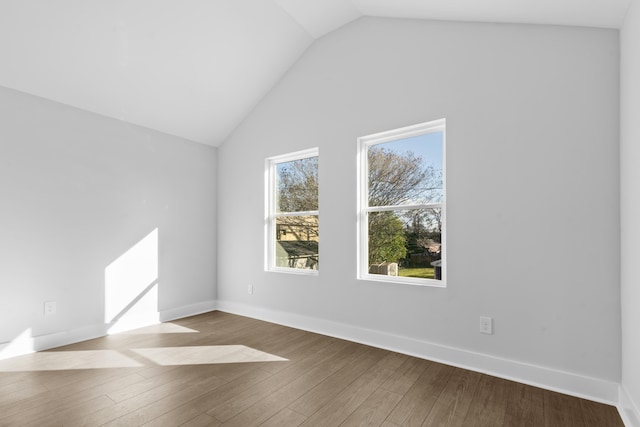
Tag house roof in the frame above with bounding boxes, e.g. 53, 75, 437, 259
276, 241, 319, 258
0, 0, 630, 147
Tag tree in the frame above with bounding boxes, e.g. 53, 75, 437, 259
367, 146, 441, 265
368, 212, 407, 264
276, 155, 319, 241
275, 156, 319, 267
368, 146, 441, 206
406, 209, 442, 249
277, 156, 318, 212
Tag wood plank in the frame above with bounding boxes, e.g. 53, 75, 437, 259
142, 368, 274, 427
0, 376, 48, 406
299, 352, 409, 426
23, 395, 116, 427
421, 367, 482, 427
288, 344, 388, 416
502, 381, 545, 427
261, 408, 308, 427
380, 355, 430, 395
107, 364, 215, 403
178, 413, 222, 427
0, 371, 146, 425
386, 362, 455, 427
218, 343, 383, 426
206, 339, 353, 422
580, 398, 625, 427
543, 390, 585, 427
63, 366, 225, 426
462, 374, 511, 427
340, 388, 403, 427
103, 372, 227, 426
0, 371, 39, 389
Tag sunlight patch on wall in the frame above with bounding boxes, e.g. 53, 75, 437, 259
0, 349, 142, 372
105, 228, 159, 334
0, 329, 34, 361
132, 345, 288, 365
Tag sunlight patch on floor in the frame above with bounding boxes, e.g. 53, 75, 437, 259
0, 349, 143, 372
132, 345, 288, 365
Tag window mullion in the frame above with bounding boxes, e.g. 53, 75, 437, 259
365, 203, 443, 212
274, 210, 319, 218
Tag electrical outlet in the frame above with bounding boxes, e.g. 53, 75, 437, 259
44, 301, 57, 316
480, 316, 493, 334
248, 284, 253, 295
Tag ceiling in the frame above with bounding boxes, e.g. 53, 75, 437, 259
0, 0, 631, 147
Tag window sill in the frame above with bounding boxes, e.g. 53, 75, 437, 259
358, 274, 446, 288
266, 267, 319, 276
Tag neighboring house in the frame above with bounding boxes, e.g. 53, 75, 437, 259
275, 217, 318, 269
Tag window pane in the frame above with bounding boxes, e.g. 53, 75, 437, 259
368, 208, 442, 280
275, 215, 319, 270
368, 132, 443, 207
276, 156, 318, 213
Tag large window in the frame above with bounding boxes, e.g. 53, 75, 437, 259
266, 148, 319, 274
358, 119, 445, 286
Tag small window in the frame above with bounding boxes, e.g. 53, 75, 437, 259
266, 148, 319, 274
358, 120, 445, 286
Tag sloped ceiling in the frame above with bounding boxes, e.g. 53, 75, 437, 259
0, 0, 631, 146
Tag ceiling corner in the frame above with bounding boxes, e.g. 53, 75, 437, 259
274, 0, 362, 39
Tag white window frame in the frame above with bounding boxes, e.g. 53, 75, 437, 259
357, 119, 446, 287
265, 147, 319, 275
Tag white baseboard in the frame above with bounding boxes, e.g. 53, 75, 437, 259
619, 385, 640, 427
34, 323, 108, 352
159, 300, 217, 322
216, 300, 619, 406
0, 300, 217, 361
0, 324, 107, 360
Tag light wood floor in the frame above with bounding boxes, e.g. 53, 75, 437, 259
0, 311, 624, 426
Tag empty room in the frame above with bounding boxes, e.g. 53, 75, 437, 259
1, 0, 639, 426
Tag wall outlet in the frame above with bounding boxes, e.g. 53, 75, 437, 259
44, 301, 57, 316
480, 316, 493, 334
248, 284, 253, 295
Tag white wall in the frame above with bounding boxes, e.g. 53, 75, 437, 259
0, 86, 217, 354
218, 17, 621, 401
621, 0, 640, 424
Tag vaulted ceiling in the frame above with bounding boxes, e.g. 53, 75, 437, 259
0, 0, 631, 146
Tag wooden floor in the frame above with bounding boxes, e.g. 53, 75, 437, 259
0, 311, 624, 427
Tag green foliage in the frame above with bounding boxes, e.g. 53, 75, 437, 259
401, 209, 442, 267
368, 211, 407, 264
367, 146, 441, 265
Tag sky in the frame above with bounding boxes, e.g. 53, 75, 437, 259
374, 130, 444, 176
370, 130, 445, 203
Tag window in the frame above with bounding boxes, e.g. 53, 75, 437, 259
358, 119, 445, 286
266, 148, 319, 274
